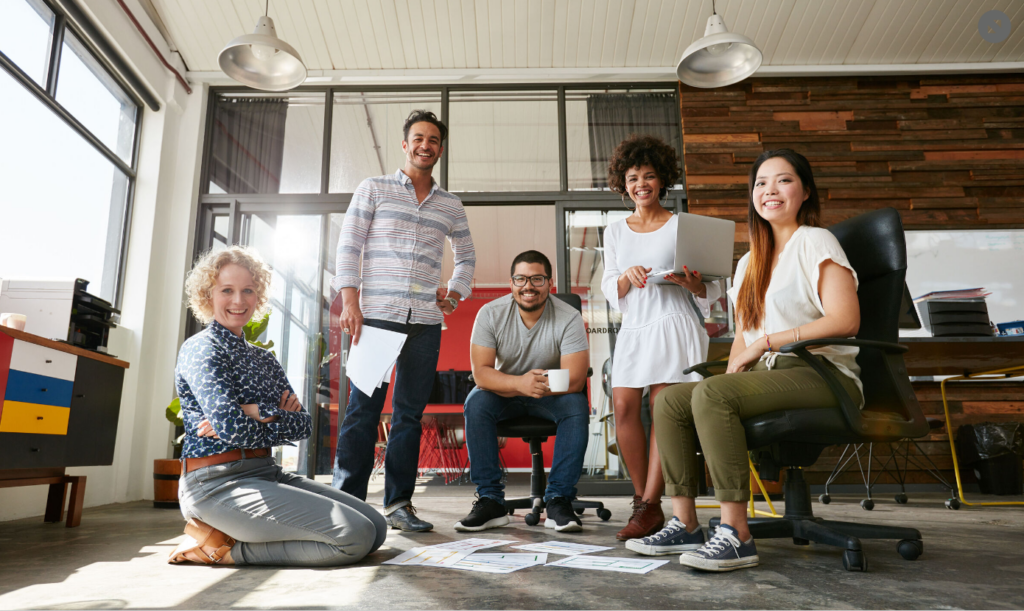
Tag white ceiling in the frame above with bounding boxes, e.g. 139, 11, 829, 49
150, 0, 1024, 84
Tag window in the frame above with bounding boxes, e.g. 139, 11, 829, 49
0, 0, 141, 305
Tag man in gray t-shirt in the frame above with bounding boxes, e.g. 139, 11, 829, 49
454, 251, 591, 534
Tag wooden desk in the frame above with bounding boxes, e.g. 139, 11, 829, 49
708, 336, 1024, 376
0, 327, 129, 527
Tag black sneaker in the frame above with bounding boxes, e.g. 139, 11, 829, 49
385, 505, 433, 532
544, 497, 582, 533
679, 524, 759, 572
454, 496, 510, 532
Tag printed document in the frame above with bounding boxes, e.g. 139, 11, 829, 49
511, 541, 612, 556
425, 538, 513, 552
346, 326, 406, 392
448, 553, 548, 574
546, 555, 668, 574
382, 547, 471, 568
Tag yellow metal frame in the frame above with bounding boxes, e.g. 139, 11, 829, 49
940, 364, 1024, 508
695, 456, 781, 518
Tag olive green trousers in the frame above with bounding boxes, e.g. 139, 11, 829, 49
654, 356, 862, 503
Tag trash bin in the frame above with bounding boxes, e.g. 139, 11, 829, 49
956, 422, 1024, 495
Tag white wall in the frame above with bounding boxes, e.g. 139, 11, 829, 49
0, 0, 205, 521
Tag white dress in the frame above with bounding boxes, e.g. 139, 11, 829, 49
601, 214, 722, 389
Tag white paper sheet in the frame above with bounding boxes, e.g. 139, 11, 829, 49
545, 555, 668, 574
346, 326, 406, 393
382, 547, 471, 567
425, 538, 513, 552
448, 553, 547, 574
510, 541, 612, 556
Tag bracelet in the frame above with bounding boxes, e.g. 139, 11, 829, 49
764, 332, 772, 353
794, 326, 801, 343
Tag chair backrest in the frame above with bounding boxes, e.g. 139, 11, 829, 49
551, 292, 582, 313
827, 208, 920, 420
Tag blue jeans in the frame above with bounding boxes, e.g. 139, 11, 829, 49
332, 318, 441, 511
463, 387, 590, 503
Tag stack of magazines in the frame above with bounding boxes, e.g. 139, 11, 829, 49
914, 288, 993, 336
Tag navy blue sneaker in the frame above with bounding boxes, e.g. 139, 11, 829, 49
678, 524, 759, 572
625, 517, 705, 556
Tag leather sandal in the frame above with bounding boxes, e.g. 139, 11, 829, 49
168, 518, 236, 565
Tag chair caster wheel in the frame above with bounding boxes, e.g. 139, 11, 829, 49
507, 508, 515, 515
597, 508, 612, 521
897, 539, 923, 561
575, 507, 586, 515
861, 499, 874, 511
945, 498, 961, 510
895, 493, 908, 504
842, 549, 868, 572
793, 537, 810, 546
819, 494, 831, 505
524, 512, 540, 526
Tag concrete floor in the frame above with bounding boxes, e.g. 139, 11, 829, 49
1, 476, 1023, 610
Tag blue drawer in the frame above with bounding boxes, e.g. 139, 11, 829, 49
4, 370, 74, 408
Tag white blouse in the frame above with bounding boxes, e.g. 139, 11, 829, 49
726, 225, 863, 403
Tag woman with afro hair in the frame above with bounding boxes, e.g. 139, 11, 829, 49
600, 135, 722, 543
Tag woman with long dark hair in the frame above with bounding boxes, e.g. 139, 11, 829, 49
636, 149, 863, 571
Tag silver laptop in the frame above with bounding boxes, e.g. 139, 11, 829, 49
646, 212, 736, 284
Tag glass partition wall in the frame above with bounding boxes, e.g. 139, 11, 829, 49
196, 85, 685, 479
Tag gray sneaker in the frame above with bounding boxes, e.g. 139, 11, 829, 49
385, 505, 434, 532
625, 516, 705, 556
679, 524, 759, 572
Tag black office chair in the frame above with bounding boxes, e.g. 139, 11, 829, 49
496, 293, 612, 526
686, 208, 929, 571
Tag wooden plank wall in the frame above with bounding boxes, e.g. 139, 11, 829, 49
679, 74, 1024, 490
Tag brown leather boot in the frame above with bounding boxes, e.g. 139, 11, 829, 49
615, 495, 665, 541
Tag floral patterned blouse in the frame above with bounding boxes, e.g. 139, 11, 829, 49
175, 320, 312, 458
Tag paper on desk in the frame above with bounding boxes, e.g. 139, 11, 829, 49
511, 541, 612, 556
545, 555, 668, 574
346, 326, 406, 393
382, 547, 471, 567
448, 552, 547, 574
425, 538, 513, 552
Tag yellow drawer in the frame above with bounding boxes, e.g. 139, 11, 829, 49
0, 400, 70, 435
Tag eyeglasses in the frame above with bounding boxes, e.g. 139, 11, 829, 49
511, 275, 550, 287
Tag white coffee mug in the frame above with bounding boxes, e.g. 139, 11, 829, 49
545, 369, 570, 393
0, 313, 26, 331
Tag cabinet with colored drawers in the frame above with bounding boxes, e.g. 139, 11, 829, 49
0, 327, 128, 527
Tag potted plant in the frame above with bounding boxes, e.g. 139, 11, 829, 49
153, 312, 274, 509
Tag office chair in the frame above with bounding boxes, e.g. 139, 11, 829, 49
685, 208, 929, 571
496, 293, 612, 526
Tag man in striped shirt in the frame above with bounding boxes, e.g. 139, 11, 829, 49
331, 110, 475, 533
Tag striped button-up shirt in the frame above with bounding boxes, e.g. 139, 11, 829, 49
332, 169, 476, 325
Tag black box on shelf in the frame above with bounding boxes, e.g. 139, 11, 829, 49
919, 299, 994, 337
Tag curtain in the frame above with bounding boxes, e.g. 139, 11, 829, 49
586, 93, 683, 190
208, 98, 288, 194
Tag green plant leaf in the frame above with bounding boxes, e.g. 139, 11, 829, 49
244, 310, 272, 344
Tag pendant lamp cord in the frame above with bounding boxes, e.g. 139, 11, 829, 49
265, 0, 269, 16
712, 0, 717, 15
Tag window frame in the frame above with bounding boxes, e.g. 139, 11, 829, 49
0, 0, 146, 307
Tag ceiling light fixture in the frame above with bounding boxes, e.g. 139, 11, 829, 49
218, 0, 306, 91
676, 0, 762, 88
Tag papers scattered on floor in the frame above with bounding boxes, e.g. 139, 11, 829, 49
545, 555, 669, 574
510, 541, 612, 556
424, 538, 513, 552
449, 553, 548, 574
345, 326, 407, 392
382, 547, 471, 567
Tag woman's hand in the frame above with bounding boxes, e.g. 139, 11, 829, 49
278, 390, 302, 413
665, 266, 706, 296
197, 419, 220, 439
621, 265, 652, 289
240, 403, 278, 423
726, 339, 767, 374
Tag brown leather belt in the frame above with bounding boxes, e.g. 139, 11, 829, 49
184, 448, 272, 473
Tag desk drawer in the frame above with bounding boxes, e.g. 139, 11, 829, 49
4, 370, 74, 407
10, 340, 77, 381
0, 432, 67, 469
0, 401, 70, 435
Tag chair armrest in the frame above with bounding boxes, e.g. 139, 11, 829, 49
683, 360, 729, 379
779, 338, 908, 354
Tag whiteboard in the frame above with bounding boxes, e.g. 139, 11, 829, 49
903, 230, 1024, 337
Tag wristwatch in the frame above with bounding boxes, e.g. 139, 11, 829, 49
445, 296, 459, 312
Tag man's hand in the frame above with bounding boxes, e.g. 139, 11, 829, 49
278, 390, 302, 412
518, 369, 550, 398
340, 302, 363, 345
436, 289, 461, 315
240, 403, 278, 423
196, 419, 220, 438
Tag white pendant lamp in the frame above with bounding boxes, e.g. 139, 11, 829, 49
676, 1, 762, 88
218, 1, 306, 91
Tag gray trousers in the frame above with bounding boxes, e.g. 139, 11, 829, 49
179, 455, 388, 567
